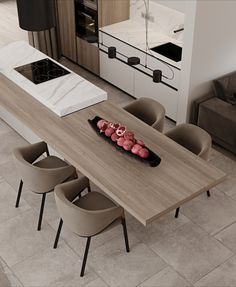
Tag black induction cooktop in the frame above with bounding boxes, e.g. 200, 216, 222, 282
14, 58, 70, 85
151, 42, 182, 62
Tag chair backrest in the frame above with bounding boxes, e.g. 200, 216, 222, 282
165, 124, 212, 160
124, 97, 166, 132
13, 145, 74, 193
54, 179, 122, 237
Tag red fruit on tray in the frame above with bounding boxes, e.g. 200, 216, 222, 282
123, 139, 134, 151
105, 127, 115, 137
124, 131, 134, 140
136, 139, 145, 147
111, 133, 120, 142
97, 119, 107, 130
100, 122, 108, 132
109, 122, 120, 130
138, 148, 150, 159
117, 137, 125, 147
116, 126, 126, 137
131, 144, 142, 155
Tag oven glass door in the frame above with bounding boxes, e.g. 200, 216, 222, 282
75, 3, 98, 42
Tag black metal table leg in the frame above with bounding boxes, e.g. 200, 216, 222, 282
80, 237, 91, 277
15, 180, 23, 208
122, 217, 130, 253
175, 207, 180, 218
37, 193, 46, 231
53, 219, 63, 249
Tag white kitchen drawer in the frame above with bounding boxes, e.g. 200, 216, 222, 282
99, 31, 180, 90
100, 51, 135, 96
134, 70, 179, 121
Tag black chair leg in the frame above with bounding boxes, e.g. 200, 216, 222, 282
207, 190, 211, 197
121, 217, 130, 253
53, 219, 63, 249
37, 193, 46, 231
175, 207, 180, 218
15, 180, 23, 208
80, 237, 91, 277
87, 181, 91, 193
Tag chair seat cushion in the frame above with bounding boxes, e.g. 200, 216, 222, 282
34, 156, 69, 169
74, 192, 116, 211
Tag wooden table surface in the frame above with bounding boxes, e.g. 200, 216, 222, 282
0, 73, 226, 225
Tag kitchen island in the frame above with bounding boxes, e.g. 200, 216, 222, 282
0, 41, 107, 117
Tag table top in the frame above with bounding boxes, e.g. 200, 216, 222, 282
0, 73, 226, 225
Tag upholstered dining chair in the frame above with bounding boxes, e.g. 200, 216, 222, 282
13, 141, 77, 231
165, 123, 212, 218
123, 97, 166, 132
53, 177, 130, 277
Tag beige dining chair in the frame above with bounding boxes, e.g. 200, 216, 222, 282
53, 177, 130, 277
165, 123, 212, 218
13, 141, 77, 231
123, 97, 166, 132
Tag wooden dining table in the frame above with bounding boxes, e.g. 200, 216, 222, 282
0, 73, 226, 226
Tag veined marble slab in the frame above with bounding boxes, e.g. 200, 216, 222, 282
0, 41, 107, 117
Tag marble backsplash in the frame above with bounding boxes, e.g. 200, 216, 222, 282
130, 0, 185, 42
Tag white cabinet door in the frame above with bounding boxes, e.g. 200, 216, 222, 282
134, 70, 179, 121
100, 51, 135, 96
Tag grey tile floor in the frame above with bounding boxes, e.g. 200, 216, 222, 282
1, 1, 236, 286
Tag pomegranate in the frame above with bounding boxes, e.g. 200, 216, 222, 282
138, 148, 149, 159
117, 137, 125, 147
131, 144, 142, 155
116, 126, 126, 137
111, 133, 120, 142
136, 139, 145, 147
109, 122, 120, 130
123, 139, 134, 151
105, 127, 115, 137
97, 119, 107, 130
124, 131, 134, 141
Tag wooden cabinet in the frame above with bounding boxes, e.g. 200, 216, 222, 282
77, 38, 99, 75
98, 0, 130, 28
56, 0, 77, 62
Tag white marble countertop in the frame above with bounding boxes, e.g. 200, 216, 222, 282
100, 20, 183, 69
0, 41, 107, 117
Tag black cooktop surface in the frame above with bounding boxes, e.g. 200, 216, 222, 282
14, 58, 70, 85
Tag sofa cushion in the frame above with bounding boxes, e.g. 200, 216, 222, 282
213, 71, 236, 105
198, 97, 236, 147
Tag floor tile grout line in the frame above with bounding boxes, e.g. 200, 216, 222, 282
193, 253, 236, 286
212, 220, 236, 237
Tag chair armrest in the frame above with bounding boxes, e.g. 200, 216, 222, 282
25, 164, 77, 193
56, 177, 89, 202
14, 141, 49, 164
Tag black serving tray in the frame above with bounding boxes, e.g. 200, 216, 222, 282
88, 116, 161, 167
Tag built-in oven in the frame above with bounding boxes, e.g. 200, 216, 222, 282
74, 0, 98, 43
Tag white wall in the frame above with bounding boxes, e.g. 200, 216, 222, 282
177, 0, 236, 123
151, 0, 186, 13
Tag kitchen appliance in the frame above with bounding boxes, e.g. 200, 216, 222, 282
14, 58, 70, 85
151, 42, 182, 62
75, 0, 98, 43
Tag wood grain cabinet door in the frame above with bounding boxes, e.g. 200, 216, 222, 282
56, 0, 77, 62
77, 37, 100, 75
98, 0, 130, 28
